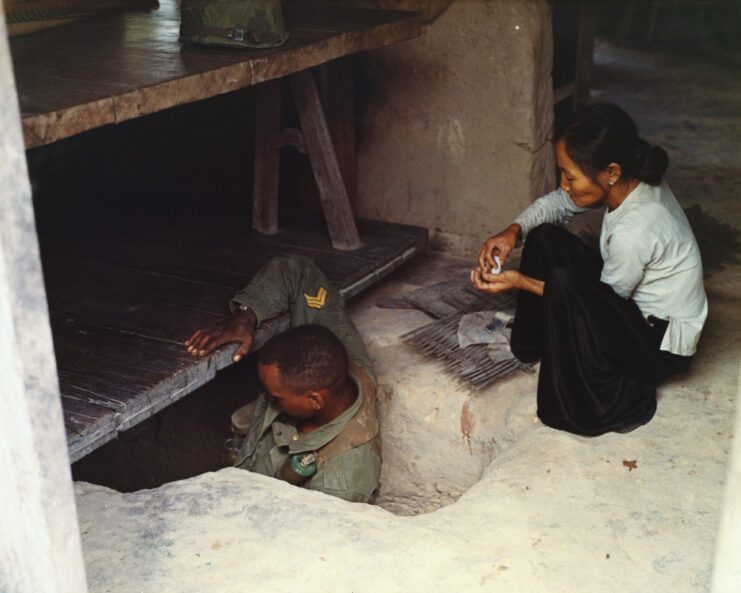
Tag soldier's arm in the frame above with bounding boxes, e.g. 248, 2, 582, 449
308, 443, 381, 503
231, 256, 375, 381
186, 256, 375, 379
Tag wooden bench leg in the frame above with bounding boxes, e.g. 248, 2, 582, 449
290, 69, 362, 250
574, 0, 594, 108
316, 56, 357, 206
616, 0, 640, 45
252, 79, 282, 235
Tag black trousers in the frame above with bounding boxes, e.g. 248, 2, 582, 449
510, 224, 690, 436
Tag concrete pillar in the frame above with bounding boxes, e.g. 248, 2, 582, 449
0, 7, 88, 593
353, 0, 556, 256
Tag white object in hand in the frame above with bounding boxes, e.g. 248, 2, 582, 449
491, 256, 502, 274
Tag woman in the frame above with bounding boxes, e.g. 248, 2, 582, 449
471, 103, 707, 436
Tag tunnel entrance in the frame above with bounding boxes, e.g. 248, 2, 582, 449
71, 350, 516, 516
71, 360, 262, 493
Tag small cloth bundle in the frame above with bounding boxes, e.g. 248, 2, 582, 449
180, 0, 289, 49
457, 311, 513, 349
457, 311, 516, 365
486, 337, 513, 364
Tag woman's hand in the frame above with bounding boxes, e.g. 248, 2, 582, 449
470, 268, 545, 297
184, 308, 257, 362
470, 268, 522, 294
477, 223, 522, 271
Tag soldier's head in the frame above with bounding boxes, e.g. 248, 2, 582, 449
257, 324, 349, 419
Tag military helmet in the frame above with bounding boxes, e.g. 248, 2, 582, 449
180, 0, 289, 49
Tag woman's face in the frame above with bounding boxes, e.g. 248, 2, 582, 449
556, 139, 610, 208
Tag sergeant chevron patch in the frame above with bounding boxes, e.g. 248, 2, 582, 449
304, 286, 328, 309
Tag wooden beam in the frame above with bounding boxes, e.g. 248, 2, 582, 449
316, 56, 357, 206
290, 69, 361, 250
253, 79, 282, 235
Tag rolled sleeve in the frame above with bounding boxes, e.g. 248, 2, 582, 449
229, 256, 306, 324
229, 255, 376, 380
514, 189, 588, 238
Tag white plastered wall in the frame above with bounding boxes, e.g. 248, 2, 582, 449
0, 4, 88, 591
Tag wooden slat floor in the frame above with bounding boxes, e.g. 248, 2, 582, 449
40, 215, 427, 461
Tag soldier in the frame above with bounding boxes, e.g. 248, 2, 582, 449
184, 256, 380, 503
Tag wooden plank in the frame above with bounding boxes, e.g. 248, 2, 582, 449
42, 227, 275, 292
61, 395, 116, 437
61, 393, 119, 462
41, 215, 424, 296
42, 255, 236, 343
248, 215, 427, 289
67, 429, 118, 463
42, 229, 305, 292
290, 69, 361, 250
56, 312, 293, 461
339, 246, 418, 301
11, 0, 421, 147
42, 217, 427, 459
60, 378, 129, 413
59, 317, 289, 465
252, 79, 282, 235
52, 322, 196, 405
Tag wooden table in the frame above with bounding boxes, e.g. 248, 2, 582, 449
10, 1, 425, 462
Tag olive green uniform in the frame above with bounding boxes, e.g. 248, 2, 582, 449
230, 256, 381, 503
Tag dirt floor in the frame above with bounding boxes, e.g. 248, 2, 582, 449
72, 30, 741, 593
348, 27, 741, 577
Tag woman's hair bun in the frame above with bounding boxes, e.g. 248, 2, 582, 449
634, 138, 668, 185
557, 103, 670, 186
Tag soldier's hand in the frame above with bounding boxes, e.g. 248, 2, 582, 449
184, 309, 257, 362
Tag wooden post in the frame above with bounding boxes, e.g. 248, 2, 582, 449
574, 0, 594, 108
316, 56, 358, 207
646, 0, 662, 43
616, 0, 640, 46
252, 79, 282, 235
290, 69, 361, 250
0, 7, 88, 593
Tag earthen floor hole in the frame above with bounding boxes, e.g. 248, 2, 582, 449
72, 356, 516, 516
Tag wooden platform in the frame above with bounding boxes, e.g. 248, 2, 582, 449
10, 0, 421, 148
9, 2, 426, 461
41, 216, 427, 462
